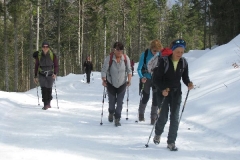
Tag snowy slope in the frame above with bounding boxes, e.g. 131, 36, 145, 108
1, 35, 240, 160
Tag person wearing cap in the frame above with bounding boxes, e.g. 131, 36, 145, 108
33, 41, 59, 110
153, 39, 194, 151
137, 39, 163, 125
83, 56, 93, 83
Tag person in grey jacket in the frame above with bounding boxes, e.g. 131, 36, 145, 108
33, 41, 59, 110
101, 42, 132, 127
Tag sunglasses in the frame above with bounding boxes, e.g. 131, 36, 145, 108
152, 50, 159, 53
173, 39, 186, 47
42, 46, 49, 48
115, 49, 123, 52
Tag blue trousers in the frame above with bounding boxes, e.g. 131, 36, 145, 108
107, 82, 126, 119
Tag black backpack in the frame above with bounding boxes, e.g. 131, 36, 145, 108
152, 56, 187, 86
141, 49, 149, 74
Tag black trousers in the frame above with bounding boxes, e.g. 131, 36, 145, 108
155, 88, 182, 144
86, 71, 91, 83
41, 87, 53, 106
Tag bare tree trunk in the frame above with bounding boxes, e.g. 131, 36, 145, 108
138, 0, 142, 54
57, 0, 61, 75
80, 1, 84, 73
4, 0, 9, 91
42, 0, 46, 39
208, 0, 211, 48
120, 0, 126, 44
104, 23, 107, 58
77, 0, 83, 73
203, 0, 207, 49
36, 0, 40, 50
78, 0, 81, 71
14, 14, 18, 92
30, 2, 34, 89
116, 17, 119, 41
21, 39, 25, 91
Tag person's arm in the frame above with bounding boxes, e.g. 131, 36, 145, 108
101, 56, 110, 86
181, 61, 190, 86
34, 58, 39, 78
154, 58, 166, 91
126, 56, 132, 86
33, 58, 39, 84
137, 52, 145, 79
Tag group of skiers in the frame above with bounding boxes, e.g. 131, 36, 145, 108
100, 39, 194, 151
33, 39, 193, 151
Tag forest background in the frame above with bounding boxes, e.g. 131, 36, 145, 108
0, 0, 239, 92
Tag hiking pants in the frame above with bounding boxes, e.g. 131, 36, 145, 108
155, 88, 182, 144
139, 78, 158, 118
41, 87, 53, 106
107, 82, 126, 119
86, 71, 91, 83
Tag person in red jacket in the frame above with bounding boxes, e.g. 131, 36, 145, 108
130, 59, 134, 76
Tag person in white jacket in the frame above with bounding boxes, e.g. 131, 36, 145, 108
101, 42, 132, 127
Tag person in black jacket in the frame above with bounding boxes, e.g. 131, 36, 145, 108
152, 39, 193, 151
83, 56, 93, 83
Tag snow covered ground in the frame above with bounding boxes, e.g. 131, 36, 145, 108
1, 35, 240, 160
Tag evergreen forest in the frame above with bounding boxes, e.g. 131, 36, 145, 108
0, 0, 239, 91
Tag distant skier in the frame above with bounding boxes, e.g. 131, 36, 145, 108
83, 56, 93, 84
131, 59, 134, 76
152, 39, 194, 151
101, 42, 132, 127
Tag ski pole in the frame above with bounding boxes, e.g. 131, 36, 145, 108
145, 88, 169, 148
36, 84, 40, 106
178, 90, 190, 125
126, 86, 129, 120
100, 87, 106, 125
54, 80, 59, 109
91, 72, 94, 83
139, 82, 145, 101
135, 83, 145, 123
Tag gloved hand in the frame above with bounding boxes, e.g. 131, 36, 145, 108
33, 51, 39, 59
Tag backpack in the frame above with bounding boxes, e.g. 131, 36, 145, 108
109, 52, 127, 68
33, 50, 54, 72
152, 56, 188, 86
141, 49, 149, 73
147, 47, 173, 74
33, 50, 54, 61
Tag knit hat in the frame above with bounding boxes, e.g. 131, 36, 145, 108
171, 44, 185, 51
171, 39, 186, 51
42, 41, 50, 47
